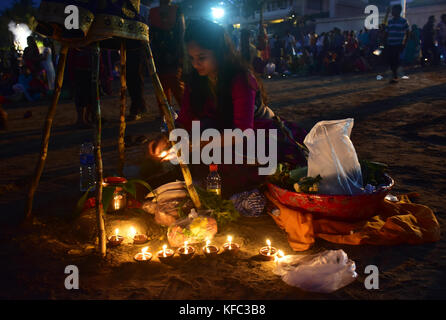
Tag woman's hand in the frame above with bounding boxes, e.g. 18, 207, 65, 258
147, 134, 170, 160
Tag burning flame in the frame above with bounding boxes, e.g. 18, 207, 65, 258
162, 244, 167, 257
159, 146, 177, 161
141, 246, 150, 260
113, 195, 120, 210
184, 241, 188, 255
114, 228, 119, 240
227, 235, 233, 250
266, 239, 271, 256
206, 239, 211, 254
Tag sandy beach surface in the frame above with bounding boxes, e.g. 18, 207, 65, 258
0, 65, 445, 299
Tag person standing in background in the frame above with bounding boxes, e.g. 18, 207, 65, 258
126, 40, 149, 121
421, 16, 437, 66
436, 14, 446, 64
23, 36, 43, 77
125, 1, 151, 121
41, 38, 55, 92
149, 0, 185, 118
385, 5, 409, 83
402, 25, 421, 65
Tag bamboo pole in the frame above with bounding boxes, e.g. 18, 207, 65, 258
92, 43, 106, 257
118, 39, 127, 176
144, 42, 201, 209
24, 46, 68, 224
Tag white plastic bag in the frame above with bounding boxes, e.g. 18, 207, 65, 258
304, 118, 363, 195
273, 250, 357, 293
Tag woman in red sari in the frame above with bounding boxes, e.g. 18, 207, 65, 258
149, 20, 306, 197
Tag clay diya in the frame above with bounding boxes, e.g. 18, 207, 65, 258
259, 239, 277, 261
129, 227, 148, 245
157, 244, 175, 263
134, 246, 152, 262
202, 239, 219, 258
178, 241, 195, 260
222, 235, 240, 255
107, 228, 124, 247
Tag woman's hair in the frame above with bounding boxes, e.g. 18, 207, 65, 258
240, 29, 252, 64
184, 20, 262, 128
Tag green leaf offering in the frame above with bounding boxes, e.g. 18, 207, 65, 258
195, 187, 240, 226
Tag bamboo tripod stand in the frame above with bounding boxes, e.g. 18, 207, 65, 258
24, 39, 201, 257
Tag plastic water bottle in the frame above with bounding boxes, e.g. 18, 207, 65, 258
206, 164, 221, 197
80, 142, 96, 192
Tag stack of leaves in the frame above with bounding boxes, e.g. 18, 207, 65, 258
360, 160, 388, 187
195, 187, 240, 226
268, 163, 323, 194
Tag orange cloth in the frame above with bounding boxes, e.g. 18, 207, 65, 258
264, 191, 441, 251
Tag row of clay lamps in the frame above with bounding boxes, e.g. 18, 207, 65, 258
132, 237, 280, 263
107, 228, 148, 247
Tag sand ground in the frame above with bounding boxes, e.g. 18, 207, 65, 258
0, 66, 445, 299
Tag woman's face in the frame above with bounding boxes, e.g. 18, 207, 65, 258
187, 41, 218, 77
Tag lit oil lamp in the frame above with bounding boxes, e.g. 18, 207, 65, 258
129, 226, 148, 245
202, 239, 219, 258
107, 228, 124, 247
103, 177, 127, 213
222, 235, 240, 254
134, 246, 152, 262
178, 241, 195, 260
157, 244, 175, 263
259, 239, 278, 260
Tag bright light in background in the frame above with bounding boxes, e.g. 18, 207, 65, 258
8, 21, 32, 51
211, 7, 225, 20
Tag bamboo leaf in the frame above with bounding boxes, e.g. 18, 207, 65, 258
127, 179, 157, 201
122, 181, 136, 198
102, 186, 116, 213
74, 186, 94, 216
